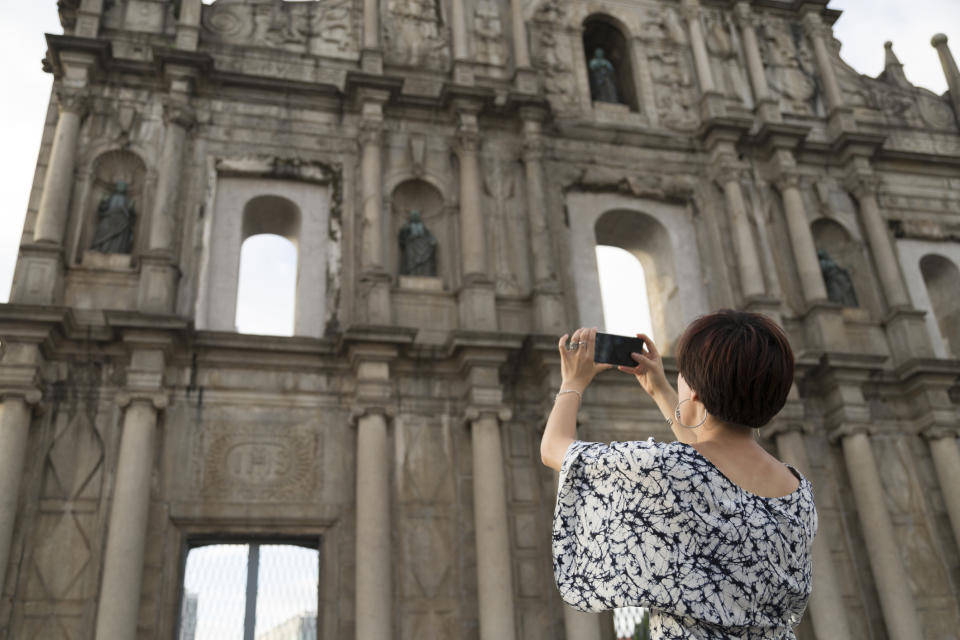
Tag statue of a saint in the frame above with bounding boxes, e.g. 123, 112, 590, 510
90, 181, 136, 254
588, 48, 620, 104
398, 210, 438, 276
818, 250, 858, 307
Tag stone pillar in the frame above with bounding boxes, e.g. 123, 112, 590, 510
358, 95, 391, 324
802, 12, 853, 132
353, 410, 392, 640
733, 2, 779, 122
0, 391, 40, 586
681, 0, 714, 94
455, 106, 496, 330
776, 172, 827, 304
510, 0, 530, 69
94, 392, 167, 640
75, 0, 104, 38
175, 0, 201, 50
450, 0, 471, 83
716, 165, 765, 299
32, 88, 90, 246
844, 172, 909, 309
521, 111, 564, 334
469, 410, 516, 640
138, 100, 195, 314
925, 429, 960, 549
773, 427, 852, 640
361, 0, 382, 71
931, 34, 960, 126
835, 427, 924, 639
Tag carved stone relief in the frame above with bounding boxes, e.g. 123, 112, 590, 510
193, 421, 320, 501
483, 154, 530, 296
702, 10, 751, 106
201, 0, 359, 58
530, 0, 577, 112
383, 0, 451, 70
642, 6, 699, 132
473, 0, 507, 67
757, 18, 821, 116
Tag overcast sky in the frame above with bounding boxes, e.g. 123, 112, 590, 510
1, 1, 958, 337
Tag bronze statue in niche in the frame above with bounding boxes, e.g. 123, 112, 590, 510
89, 181, 137, 254
398, 209, 438, 276
818, 249, 858, 307
588, 48, 620, 103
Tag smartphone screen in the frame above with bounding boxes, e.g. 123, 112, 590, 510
594, 332, 647, 367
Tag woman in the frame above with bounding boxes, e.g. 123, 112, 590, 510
541, 310, 816, 640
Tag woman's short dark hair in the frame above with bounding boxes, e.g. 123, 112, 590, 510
675, 309, 794, 430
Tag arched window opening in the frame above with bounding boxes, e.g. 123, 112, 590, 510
920, 254, 960, 358
583, 15, 640, 112
595, 210, 678, 351
596, 245, 654, 341
234, 195, 301, 336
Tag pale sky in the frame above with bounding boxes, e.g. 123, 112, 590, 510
2, 1, 959, 337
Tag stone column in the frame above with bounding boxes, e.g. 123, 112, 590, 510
835, 427, 924, 640
733, 2, 779, 122
470, 410, 516, 640
75, 0, 104, 38
138, 100, 195, 314
354, 410, 392, 640
931, 34, 960, 126
510, 0, 530, 69
776, 173, 827, 304
32, 88, 90, 246
358, 95, 391, 324
521, 111, 564, 334
0, 391, 40, 585
451, 0, 471, 83
681, 0, 714, 94
773, 427, 852, 640
716, 165, 765, 299
925, 429, 960, 550
844, 173, 909, 309
175, 0, 201, 50
455, 107, 496, 330
94, 392, 167, 640
802, 12, 853, 133
361, 0, 382, 71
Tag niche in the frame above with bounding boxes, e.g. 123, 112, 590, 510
920, 254, 960, 358
81, 150, 146, 264
389, 179, 450, 287
811, 218, 881, 316
582, 15, 639, 112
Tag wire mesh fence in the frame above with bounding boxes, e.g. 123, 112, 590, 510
178, 542, 319, 640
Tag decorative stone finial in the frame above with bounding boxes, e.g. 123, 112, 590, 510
932, 33, 948, 47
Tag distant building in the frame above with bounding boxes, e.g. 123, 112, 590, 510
256, 613, 317, 640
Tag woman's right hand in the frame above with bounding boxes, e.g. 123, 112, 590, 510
617, 333, 669, 398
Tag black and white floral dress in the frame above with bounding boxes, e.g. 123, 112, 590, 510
553, 439, 817, 640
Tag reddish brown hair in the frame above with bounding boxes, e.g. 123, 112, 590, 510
675, 310, 794, 430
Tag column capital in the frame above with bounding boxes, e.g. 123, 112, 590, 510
55, 86, 91, 117
765, 419, 811, 440
0, 387, 43, 406
162, 98, 196, 129
350, 404, 395, 427
522, 134, 545, 161
455, 125, 481, 154
774, 170, 802, 192
708, 162, 748, 187
115, 390, 168, 410
800, 12, 831, 40
680, 0, 701, 21
465, 406, 513, 425
922, 425, 960, 441
828, 422, 872, 444
358, 118, 384, 147
843, 171, 883, 199
732, 1, 755, 27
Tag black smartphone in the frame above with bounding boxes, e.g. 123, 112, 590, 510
593, 332, 647, 367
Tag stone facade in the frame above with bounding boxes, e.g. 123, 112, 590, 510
2, 1, 960, 639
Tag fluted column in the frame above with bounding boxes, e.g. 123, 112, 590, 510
521, 111, 564, 334
354, 410, 392, 640
844, 173, 909, 309
138, 100, 194, 314
925, 428, 960, 550
681, 0, 715, 94
361, 0, 382, 71
358, 96, 391, 324
835, 427, 923, 639
776, 173, 827, 304
733, 2, 779, 122
456, 111, 486, 278
716, 165, 765, 299
931, 34, 960, 126
773, 427, 852, 640
451, 0, 471, 83
0, 391, 41, 585
801, 13, 843, 114
469, 410, 516, 640
175, 0, 201, 50
33, 88, 90, 246
94, 392, 167, 640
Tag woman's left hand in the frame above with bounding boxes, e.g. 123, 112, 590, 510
558, 327, 613, 391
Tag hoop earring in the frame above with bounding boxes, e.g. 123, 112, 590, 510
674, 399, 707, 429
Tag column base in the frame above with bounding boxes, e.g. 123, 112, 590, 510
533, 290, 565, 335
803, 301, 846, 352
827, 106, 856, 139
453, 59, 475, 85
743, 296, 783, 325
756, 98, 782, 124
360, 271, 393, 325
10, 243, 63, 306
513, 67, 539, 95
458, 280, 496, 331
699, 91, 727, 120
137, 256, 179, 314
361, 48, 383, 74
884, 306, 934, 362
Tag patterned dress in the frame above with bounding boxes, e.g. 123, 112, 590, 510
553, 439, 817, 640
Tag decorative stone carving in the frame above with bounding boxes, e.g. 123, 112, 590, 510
644, 7, 700, 132
201, 0, 359, 58
383, 0, 451, 70
473, 0, 507, 67
703, 10, 750, 104
398, 210, 438, 277
530, 0, 577, 111
482, 154, 526, 296
194, 422, 319, 501
757, 19, 820, 116
89, 181, 137, 254
818, 249, 858, 307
